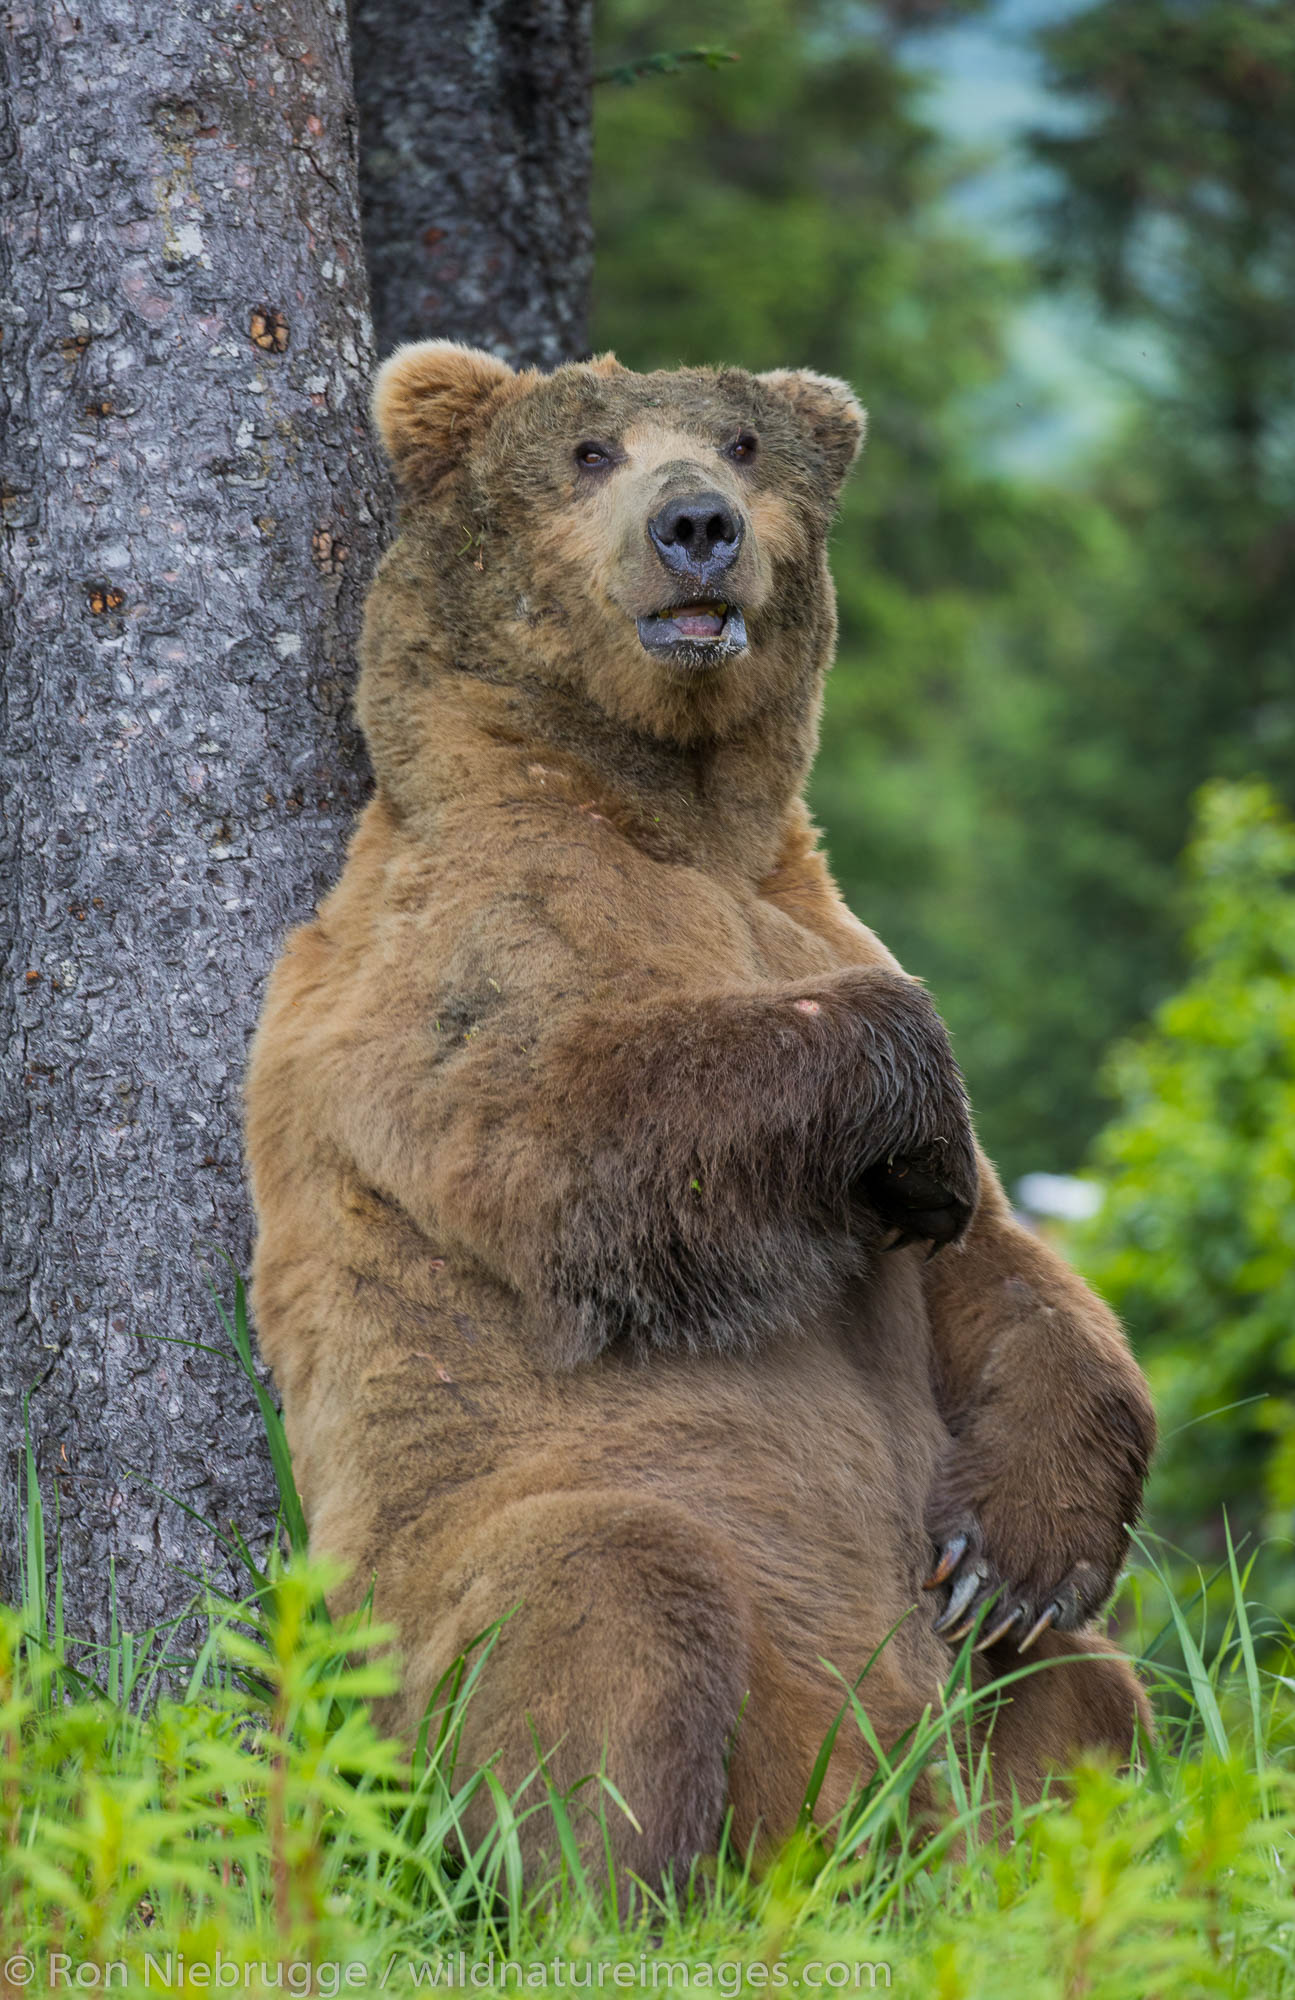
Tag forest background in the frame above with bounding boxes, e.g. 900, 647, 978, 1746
590, 0, 1295, 1614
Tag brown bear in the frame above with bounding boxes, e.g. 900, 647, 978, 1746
245, 341, 1155, 1895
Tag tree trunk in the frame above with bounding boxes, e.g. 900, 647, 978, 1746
0, 0, 389, 1640
352, 0, 593, 366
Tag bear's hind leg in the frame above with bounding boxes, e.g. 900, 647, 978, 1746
976, 1625, 1150, 1810
399, 1492, 751, 1905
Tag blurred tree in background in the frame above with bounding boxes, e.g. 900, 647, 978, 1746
993, 0, 1295, 1174
1078, 782, 1295, 1616
592, 0, 1295, 1186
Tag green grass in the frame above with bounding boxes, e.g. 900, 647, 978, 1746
3, 1278, 1293, 1996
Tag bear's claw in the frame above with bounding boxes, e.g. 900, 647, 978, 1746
1016, 1600, 1062, 1652
930, 1564, 987, 1636
973, 1604, 1024, 1652
923, 1533, 968, 1589
923, 1522, 1102, 1654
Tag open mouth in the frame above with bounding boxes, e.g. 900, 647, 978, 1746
635, 600, 748, 661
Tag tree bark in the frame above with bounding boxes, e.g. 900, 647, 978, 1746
0, 0, 389, 1639
352, 0, 592, 365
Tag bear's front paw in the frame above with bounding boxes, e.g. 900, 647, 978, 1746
921, 1415, 1142, 1653
834, 972, 979, 1251
921, 1504, 1117, 1653
859, 1153, 975, 1253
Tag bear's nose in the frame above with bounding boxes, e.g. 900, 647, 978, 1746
648, 492, 742, 576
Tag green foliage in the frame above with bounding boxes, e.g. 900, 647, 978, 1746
971, 0, 1295, 1174
4, 1522, 1295, 1989
1033, 0, 1295, 430
0, 1554, 518, 1978
945, 0, 1295, 1173
1078, 781, 1295, 1609
595, 45, 738, 87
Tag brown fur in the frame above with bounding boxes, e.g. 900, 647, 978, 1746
246, 343, 1155, 1895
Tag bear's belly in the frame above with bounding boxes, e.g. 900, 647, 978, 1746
298, 1243, 947, 1688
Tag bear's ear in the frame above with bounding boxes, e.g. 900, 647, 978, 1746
372, 339, 520, 490
757, 368, 867, 492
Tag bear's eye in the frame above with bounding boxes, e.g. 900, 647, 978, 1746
726, 432, 758, 464
574, 441, 614, 471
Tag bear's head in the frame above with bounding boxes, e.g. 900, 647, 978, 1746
359, 343, 864, 805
